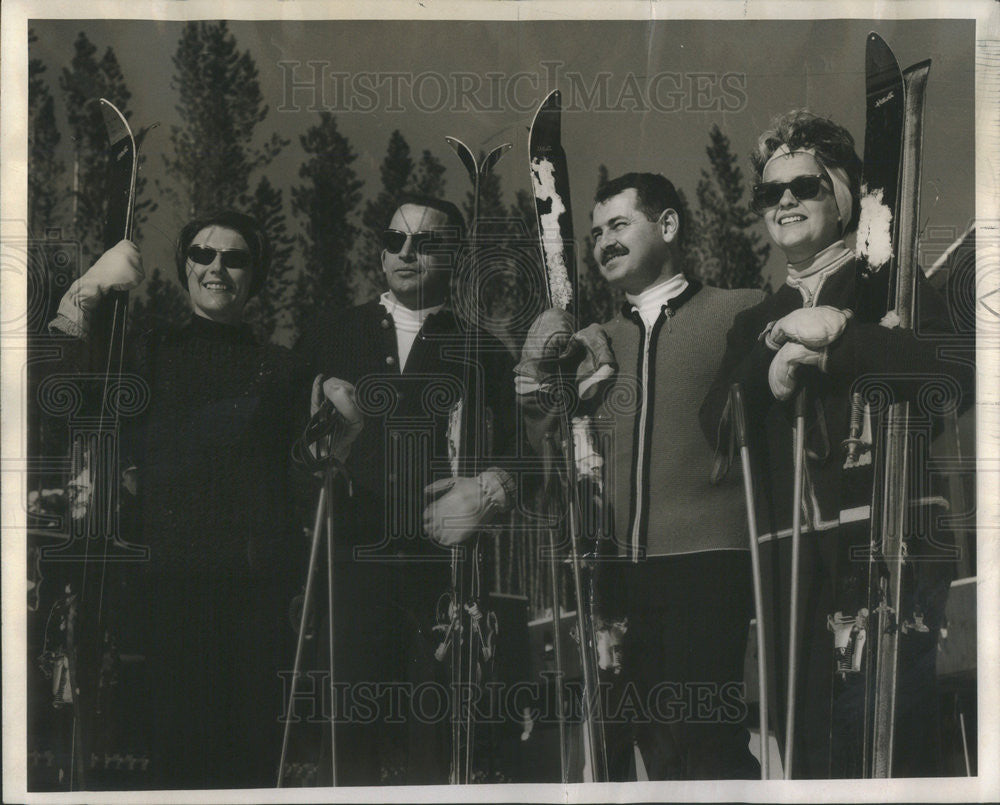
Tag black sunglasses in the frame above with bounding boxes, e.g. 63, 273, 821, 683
186, 245, 252, 270
750, 174, 830, 212
380, 229, 446, 255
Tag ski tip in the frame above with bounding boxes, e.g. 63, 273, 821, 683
541, 88, 561, 110
866, 31, 901, 81
444, 136, 478, 184
488, 142, 513, 160
529, 91, 563, 146
903, 58, 932, 77
867, 31, 896, 58
481, 142, 513, 176
134, 122, 160, 151
99, 98, 133, 145
530, 89, 561, 124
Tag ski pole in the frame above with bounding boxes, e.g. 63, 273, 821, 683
324, 467, 338, 787
280, 407, 347, 787
730, 384, 769, 779
784, 388, 808, 779
277, 482, 328, 787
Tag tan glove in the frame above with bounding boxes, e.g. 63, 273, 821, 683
514, 308, 616, 400
768, 341, 825, 400
309, 375, 364, 463
50, 240, 144, 337
766, 305, 851, 351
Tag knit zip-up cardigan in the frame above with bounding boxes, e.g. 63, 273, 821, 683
595, 281, 766, 559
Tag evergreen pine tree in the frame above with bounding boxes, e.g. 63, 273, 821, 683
28, 29, 65, 236
577, 165, 622, 325
163, 20, 287, 217
352, 130, 415, 302
245, 176, 296, 344
291, 112, 363, 320
411, 149, 447, 198
129, 267, 192, 333
60, 31, 153, 262
690, 125, 770, 290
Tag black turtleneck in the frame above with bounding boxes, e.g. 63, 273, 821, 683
129, 315, 306, 575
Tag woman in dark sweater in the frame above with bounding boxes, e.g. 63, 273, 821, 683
50, 211, 305, 789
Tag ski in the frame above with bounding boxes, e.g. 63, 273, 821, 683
529, 90, 576, 314
528, 89, 608, 783
56, 98, 146, 791
829, 43, 905, 761
867, 56, 931, 780
829, 36, 933, 778
854, 32, 905, 324
439, 134, 510, 785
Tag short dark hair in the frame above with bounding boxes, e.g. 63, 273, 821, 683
175, 210, 271, 297
394, 194, 466, 238
595, 172, 685, 244
751, 109, 863, 232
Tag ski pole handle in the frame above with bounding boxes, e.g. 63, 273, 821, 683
731, 383, 749, 449
794, 386, 808, 419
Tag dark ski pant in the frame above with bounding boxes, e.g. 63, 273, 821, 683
144, 573, 292, 789
314, 559, 450, 786
600, 551, 760, 780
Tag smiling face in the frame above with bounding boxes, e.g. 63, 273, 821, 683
185, 226, 253, 325
591, 188, 679, 295
381, 204, 454, 310
761, 152, 842, 263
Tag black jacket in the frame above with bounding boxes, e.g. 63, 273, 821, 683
699, 259, 974, 540
295, 299, 518, 559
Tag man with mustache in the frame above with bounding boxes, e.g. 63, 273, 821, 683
521, 173, 765, 779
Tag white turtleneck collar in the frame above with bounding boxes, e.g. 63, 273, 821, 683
625, 273, 689, 328
784, 239, 853, 307
379, 291, 446, 370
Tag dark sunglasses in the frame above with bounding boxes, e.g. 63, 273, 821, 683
380, 229, 445, 255
750, 174, 830, 212
186, 245, 252, 270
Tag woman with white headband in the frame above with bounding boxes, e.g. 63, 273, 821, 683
699, 110, 973, 777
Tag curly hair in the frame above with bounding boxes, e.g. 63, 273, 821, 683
175, 210, 272, 298
751, 110, 863, 232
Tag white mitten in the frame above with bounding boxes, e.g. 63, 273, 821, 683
51, 240, 144, 337
767, 305, 851, 350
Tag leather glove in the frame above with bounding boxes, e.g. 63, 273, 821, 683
515, 308, 616, 401
766, 305, 851, 351
423, 469, 512, 546
50, 240, 144, 337
768, 341, 825, 400
309, 375, 364, 463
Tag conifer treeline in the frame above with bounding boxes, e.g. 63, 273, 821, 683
28, 20, 769, 351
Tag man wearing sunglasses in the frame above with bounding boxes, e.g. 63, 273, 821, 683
294, 194, 518, 785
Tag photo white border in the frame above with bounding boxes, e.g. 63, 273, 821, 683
3, 1, 997, 802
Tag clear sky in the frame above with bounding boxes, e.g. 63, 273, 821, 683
29, 16, 975, 296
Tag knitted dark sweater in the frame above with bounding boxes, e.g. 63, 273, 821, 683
128, 315, 305, 576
